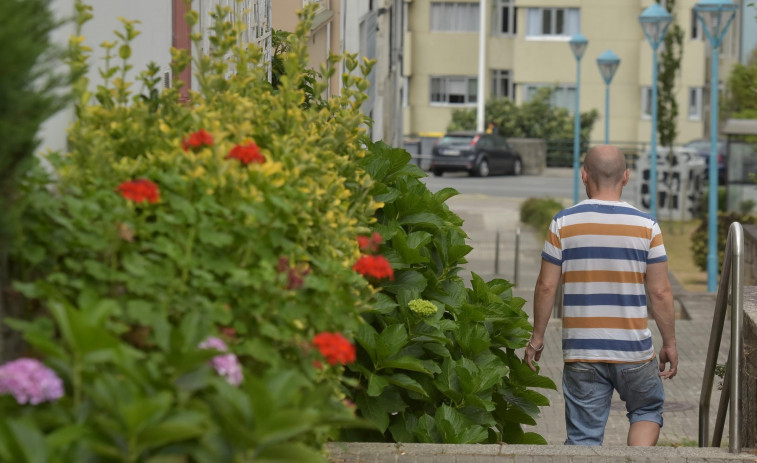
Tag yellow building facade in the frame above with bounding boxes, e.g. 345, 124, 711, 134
403, 0, 742, 147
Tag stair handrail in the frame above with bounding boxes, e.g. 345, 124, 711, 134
698, 221, 744, 453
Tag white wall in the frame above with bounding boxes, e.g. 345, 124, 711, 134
38, 0, 173, 154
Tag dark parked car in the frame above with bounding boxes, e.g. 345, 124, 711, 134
683, 139, 727, 183
430, 131, 522, 177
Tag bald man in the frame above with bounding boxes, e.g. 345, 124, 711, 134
525, 145, 677, 446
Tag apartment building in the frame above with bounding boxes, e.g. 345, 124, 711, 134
403, 0, 742, 147
273, 0, 406, 145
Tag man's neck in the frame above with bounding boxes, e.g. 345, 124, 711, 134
588, 190, 623, 202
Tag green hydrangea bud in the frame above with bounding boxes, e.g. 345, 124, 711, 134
408, 299, 437, 317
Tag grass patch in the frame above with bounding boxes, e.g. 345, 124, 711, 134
660, 220, 707, 292
657, 437, 698, 447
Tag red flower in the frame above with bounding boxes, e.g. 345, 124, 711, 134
117, 179, 160, 204
226, 141, 265, 165
353, 255, 394, 281
313, 332, 356, 365
181, 129, 214, 152
357, 232, 383, 253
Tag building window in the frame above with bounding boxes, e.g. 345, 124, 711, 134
493, 0, 517, 35
641, 86, 652, 119
526, 8, 580, 38
523, 84, 576, 112
430, 76, 478, 105
690, 9, 703, 40
491, 69, 514, 100
430, 2, 480, 32
688, 87, 703, 120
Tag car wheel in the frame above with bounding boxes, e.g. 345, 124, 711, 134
432, 167, 444, 177
475, 158, 490, 177
512, 158, 522, 176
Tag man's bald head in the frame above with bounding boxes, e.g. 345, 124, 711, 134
583, 145, 627, 189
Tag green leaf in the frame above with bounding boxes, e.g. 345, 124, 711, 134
387, 373, 428, 397
137, 411, 207, 451
121, 391, 173, 436
376, 324, 408, 359
355, 324, 378, 363
521, 432, 548, 445
434, 404, 488, 444
381, 270, 427, 296
5, 419, 48, 463
367, 374, 390, 397
507, 352, 557, 390
355, 391, 390, 433
381, 356, 433, 375
434, 358, 463, 403
433, 187, 459, 203
398, 212, 446, 230
373, 293, 398, 314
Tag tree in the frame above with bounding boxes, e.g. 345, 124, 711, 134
725, 47, 757, 119
656, 0, 684, 150
0, 0, 69, 361
447, 87, 598, 142
656, 0, 684, 219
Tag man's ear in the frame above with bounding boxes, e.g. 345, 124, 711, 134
621, 169, 630, 186
581, 167, 588, 184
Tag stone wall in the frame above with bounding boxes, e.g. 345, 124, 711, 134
742, 224, 757, 449
507, 138, 546, 176
743, 225, 757, 287
742, 287, 757, 449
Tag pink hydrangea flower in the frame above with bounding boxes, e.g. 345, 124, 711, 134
0, 358, 64, 405
199, 337, 243, 386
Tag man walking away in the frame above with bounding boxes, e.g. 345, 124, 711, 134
524, 145, 678, 446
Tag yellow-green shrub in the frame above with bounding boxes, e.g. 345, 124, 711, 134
3, 4, 383, 461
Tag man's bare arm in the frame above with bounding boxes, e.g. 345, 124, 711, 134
525, 259, 561, 371
646, 261, 678, 379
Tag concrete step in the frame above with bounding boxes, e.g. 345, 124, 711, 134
325, 443, 757, 462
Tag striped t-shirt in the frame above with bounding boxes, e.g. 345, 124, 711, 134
541, 199, 667, 363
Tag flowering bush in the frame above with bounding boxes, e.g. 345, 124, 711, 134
3, 3, 378, 461
342, 142, 556, 444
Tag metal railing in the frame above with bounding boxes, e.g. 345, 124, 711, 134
698, 222, 744, 453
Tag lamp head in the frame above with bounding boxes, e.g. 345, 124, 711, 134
694, 0, 738, 45
569, 33, 588, 61
639, 3, 673, 49
596, 49, 621, 85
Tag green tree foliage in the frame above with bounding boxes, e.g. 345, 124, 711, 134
725, 47, 757, 119
0, 0, 70, 362
342, 142, 556, 445
448, 88, 598, 142
656, 0, 684, 150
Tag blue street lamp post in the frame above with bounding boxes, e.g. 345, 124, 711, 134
639, 4, 672, 220
694, 0, 737, 293
569, 34, 588, 205
596, 50, 621, 145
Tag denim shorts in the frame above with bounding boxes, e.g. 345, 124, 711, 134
562, 358, 665, 446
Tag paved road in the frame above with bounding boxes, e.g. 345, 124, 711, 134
420, 168, 590, 201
